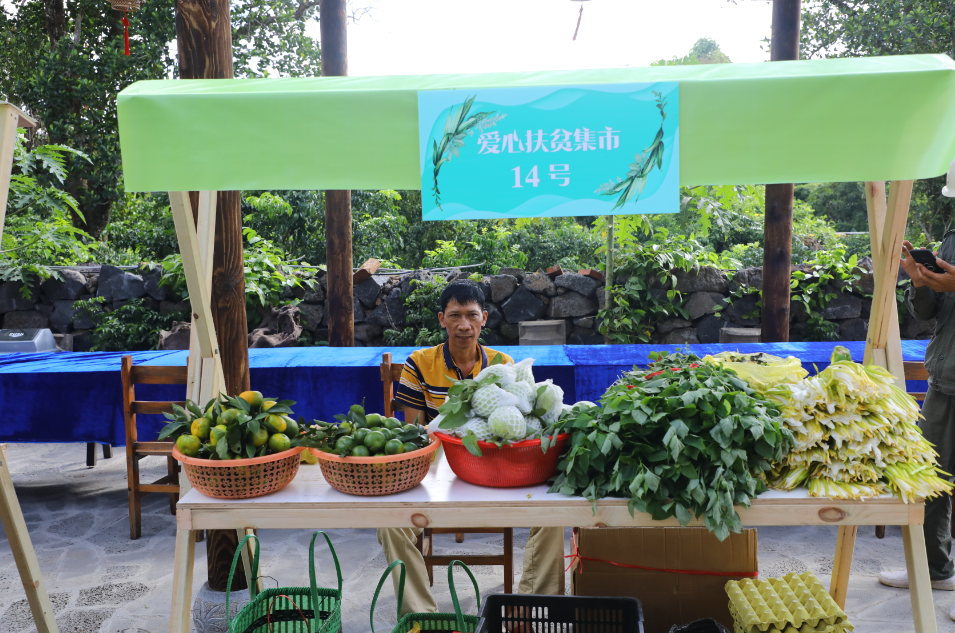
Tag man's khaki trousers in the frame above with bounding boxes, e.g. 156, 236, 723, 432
377, 527, 566, 615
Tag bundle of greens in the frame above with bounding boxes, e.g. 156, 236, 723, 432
433, 355, 568, 455
547, 351, 793, 540
746, 347, 953, 502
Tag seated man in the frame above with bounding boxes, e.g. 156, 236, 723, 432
378, 279, 565, 613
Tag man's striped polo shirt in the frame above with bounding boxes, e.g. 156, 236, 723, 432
395, 341, 514, 422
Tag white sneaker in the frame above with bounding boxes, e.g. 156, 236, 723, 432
878, 569, 955, 590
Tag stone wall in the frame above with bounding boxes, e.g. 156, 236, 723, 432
0, 259, 934, 350
0, 264, 182, 351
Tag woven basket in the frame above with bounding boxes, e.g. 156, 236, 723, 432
310, 436, 440, 496
371, 560, 480, 633
172, 445, 305, 499
227, 532, 343, 633
109, 0, 141, 11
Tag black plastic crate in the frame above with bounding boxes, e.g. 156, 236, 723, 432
476, 594, 644, 633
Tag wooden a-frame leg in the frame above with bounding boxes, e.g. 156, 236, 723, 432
170, 528, 196, 633
503, 527, 513, 594
903, 524, 939, 633
0, 445, 60, 633
167, 456, 178, 515
127, 455, 142, 540
829, 525, 857, 609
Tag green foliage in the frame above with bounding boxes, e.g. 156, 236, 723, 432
101, 193, 178, 261
596, 228, 702, 344
0, 0, 335, 237
509, 218, 602, 271
548, 352, 792, 541
73, 298, 189, 351
419, 224, 528, 274
158, 227, 302, 330
802, 1, 955, 243
651, 37, 732, 66
383, 276, 448, 347
791, 248, 864, 342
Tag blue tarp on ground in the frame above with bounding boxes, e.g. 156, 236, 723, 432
0, 342, 929, 446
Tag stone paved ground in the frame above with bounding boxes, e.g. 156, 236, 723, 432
0, 443, 953, 632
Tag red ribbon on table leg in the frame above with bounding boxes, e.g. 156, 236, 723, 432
564, 531, 758, 577
122, 11, 130, 56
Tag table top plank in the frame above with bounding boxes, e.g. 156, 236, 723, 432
177, 454, 923, 530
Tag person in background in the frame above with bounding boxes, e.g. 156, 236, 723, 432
378, 280, 565, 614
879, 233, 955, 620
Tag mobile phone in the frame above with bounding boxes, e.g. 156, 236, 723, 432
909, 249, 946, 274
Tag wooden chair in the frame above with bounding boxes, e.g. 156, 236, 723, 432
122, 355, 188, 540
875, 361, 940, 539
381, 352, 514, 592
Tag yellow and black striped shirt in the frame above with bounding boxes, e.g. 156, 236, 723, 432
395, 342, 514, 422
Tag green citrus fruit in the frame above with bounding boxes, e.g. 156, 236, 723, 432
364, 431, 386, 453
262, 400, 276, 411
176, 434, 201, 457
377, 428, 393, 441
353, 428, 369, 444
210, 424, 228, 446
219, 408, 241, 426
401, 424, 416, 434
339, 422, 353, 433
364, 413, 383, 427
268, 433, 291, 453
283, 417, 299, 437
335, 436, 355, 453
350, 445, 371, 457
266, 414, 287, 433
239, 390, 264, 409
350, 404, 366, 416
384, 439, 405, 455
191, 418, 211, 440
403, 442, 418, 453
249, 427, 269, 448
383, 418, 402, 430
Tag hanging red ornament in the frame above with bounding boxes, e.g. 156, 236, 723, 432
108, 0, 142, 55
122, 11, 130, 55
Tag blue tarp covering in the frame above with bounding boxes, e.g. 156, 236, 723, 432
0, 342, 929, 446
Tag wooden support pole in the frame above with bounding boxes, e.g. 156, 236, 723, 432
321, 0, 354, 348
0, 104, 36, 244
761, 0, 801, 343
829, 525, 857, 609
176, 0, 250, 597
0, 445, 59, 633
863, 181, 912, 385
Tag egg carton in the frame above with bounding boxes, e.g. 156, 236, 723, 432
733, 621, 853, 633
726, 571, 852, 633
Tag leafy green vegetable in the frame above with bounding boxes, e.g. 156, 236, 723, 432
547, 351, 793, 541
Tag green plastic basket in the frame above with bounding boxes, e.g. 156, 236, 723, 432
371, 559, 481, 633
226, 531, 343, 633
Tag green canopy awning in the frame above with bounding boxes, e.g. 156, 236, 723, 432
117, 54, 955, 192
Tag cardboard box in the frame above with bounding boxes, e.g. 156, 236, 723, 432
571, 527, 757, 633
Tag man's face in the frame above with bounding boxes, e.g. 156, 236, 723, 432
438, 299, 488, 349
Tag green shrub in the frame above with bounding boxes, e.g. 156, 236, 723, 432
383, 275, 448, 346
73, 298, 189, 351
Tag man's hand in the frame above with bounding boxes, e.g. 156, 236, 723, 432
900, 240, 927, 287
920, 256, 955, 293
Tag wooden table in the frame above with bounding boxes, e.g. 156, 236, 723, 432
171, 455, 938, 633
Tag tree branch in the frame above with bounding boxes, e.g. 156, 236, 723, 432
72, 7, 84, 47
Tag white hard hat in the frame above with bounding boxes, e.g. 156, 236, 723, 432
943, 156, 955, 198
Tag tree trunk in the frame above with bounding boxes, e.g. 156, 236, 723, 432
320, 0, 354, 347
176, 0, 250, 593
761, 0, 801, 343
